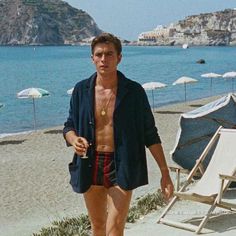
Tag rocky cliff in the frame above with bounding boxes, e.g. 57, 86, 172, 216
138, 9, 236, 46
0, 0, 103, 45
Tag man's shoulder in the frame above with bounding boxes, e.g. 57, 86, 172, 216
74, 79, 88, 89
125, 78, 145, 96
118, 71, 143, 91
74, 73, 96, 90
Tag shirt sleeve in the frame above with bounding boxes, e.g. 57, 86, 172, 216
140, 86, 162, 147
63, 89, 77, 146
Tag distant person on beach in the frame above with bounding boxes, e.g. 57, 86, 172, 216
63, 32, 174, 236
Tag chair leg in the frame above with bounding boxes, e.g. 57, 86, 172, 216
157, 196, 179, 223
175, 169, 181, 191
195, 202, 217, 234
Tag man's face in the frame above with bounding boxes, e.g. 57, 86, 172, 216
91, 42, 122, 76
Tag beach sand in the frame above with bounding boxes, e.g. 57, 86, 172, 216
1, 95, 235, 236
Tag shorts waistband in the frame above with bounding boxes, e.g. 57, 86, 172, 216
95, 151, 114, 156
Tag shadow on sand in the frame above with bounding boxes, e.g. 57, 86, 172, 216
0, 139, 26, 145
44, 129, 63, 134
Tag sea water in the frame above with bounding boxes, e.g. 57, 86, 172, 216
0, 45, 235, 135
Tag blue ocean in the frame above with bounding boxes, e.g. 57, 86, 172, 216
0, 46, 235, 136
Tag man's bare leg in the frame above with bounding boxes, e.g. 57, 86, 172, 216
106, 186, 132, 236
84, 185, 132, 236
83, 186, 108, 236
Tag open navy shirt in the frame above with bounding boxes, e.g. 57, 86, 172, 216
63, 71, 161, 193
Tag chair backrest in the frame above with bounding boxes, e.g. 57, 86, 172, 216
188, 128, 236, 196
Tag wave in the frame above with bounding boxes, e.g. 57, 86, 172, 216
0, 130, 34, 139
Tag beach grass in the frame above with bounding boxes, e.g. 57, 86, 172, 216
32, 189, 166, 236
126, 189, 166, 223
32, 214, 91, 236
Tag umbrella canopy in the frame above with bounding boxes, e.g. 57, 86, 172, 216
201, 73, 222, 78
17, 88, 50, 130
171, 94, 236, 170
17, 87, 49, 99
142, 82, 167, 111
201, 73, 222, 95
222, 71, 236, 92
142, 82, 167, 90
67, 87, 74, 95
173, 76, 198, 102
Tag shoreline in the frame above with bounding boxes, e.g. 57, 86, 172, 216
0, 95, 222, 236
0, 94, 224, 139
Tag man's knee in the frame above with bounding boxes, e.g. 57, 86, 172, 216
106, 217, 126, 236
91, 221, 106, 236
90, 218, 106, 232
106, 223, 124, 236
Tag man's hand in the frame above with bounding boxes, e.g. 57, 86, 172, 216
161, 174, 174, 201
72, 136, 89, 156
148, 143, 174, 200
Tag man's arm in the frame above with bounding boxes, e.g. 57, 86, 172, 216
148, 143, 174, 200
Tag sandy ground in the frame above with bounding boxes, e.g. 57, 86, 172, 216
0, 95, 235, 236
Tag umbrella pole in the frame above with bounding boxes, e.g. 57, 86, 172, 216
210, 78, 213, 96
152, 90, 154, 112
32, 98, 36, 131
184, 83, 187, 102
232, 78, 234, 93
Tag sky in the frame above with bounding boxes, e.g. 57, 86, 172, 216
66, 0, 236, 40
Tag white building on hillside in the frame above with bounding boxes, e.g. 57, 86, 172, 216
138, 25, 171, 43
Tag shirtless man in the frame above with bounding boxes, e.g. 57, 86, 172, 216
63, 33, 174, 236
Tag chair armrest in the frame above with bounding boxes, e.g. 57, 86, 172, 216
169, 166, 190, 174
169, 166, 202, 177
217, 174, 236, 204
219, 174, 236, 182
168, 166, 192, 191
169, 165, 204, 191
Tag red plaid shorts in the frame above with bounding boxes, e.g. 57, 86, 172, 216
92, 151, 117, 188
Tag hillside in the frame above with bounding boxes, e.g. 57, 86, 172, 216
0, 0, 103, 45
138, 9, 236, 46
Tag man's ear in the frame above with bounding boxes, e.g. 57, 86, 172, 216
91, 55, 94, 64
117, 54, 122, 64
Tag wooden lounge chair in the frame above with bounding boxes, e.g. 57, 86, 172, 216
157, 126, 236, 234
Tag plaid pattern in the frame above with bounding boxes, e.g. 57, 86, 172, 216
92, 151, 117, 188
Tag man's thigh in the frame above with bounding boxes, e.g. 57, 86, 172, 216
106, 186, 132, 232
83, 186, 108, 225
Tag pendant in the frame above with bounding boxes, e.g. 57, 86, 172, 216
101, 109, 106, 116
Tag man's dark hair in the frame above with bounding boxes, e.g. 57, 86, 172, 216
91, 33, 122, 55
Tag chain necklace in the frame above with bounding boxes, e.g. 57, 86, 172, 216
100, 89, 115, 116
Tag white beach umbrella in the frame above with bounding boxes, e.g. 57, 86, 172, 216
173, 76, 198, 102
222, 71, 236, 92
142, 82, 167, 111
67, 87, 74, 95
17, 88, 50, 130
201, 73, 222, 95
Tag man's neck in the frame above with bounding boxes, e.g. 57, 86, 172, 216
96, 72, 118, 89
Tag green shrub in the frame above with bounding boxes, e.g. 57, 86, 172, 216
127, 189, 166, 223
32, 214, 91, 236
